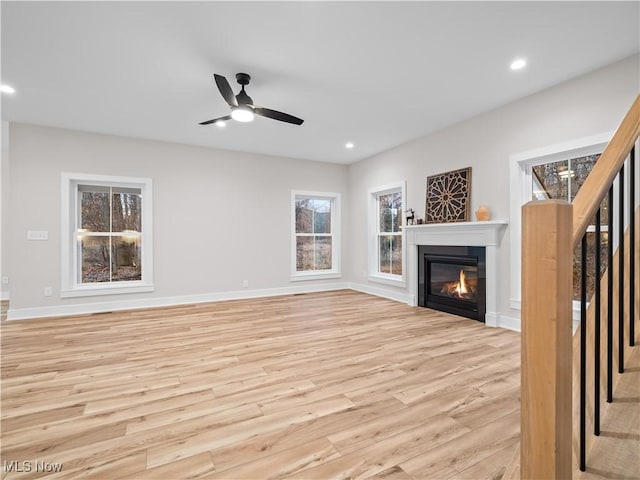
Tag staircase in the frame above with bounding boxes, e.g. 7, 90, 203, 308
571, 209, 640, 477
520, 95, 639, 479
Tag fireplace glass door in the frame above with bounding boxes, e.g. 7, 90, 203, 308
428, 258, 479, 304
418, 246, 486, 322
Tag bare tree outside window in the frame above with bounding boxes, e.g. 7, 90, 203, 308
532, 154, 605, 300
79, 186, 142, 283
378, 191, 402, 275
295, 197, 332, 271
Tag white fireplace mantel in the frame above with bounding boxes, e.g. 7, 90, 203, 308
404, 221, 508, 327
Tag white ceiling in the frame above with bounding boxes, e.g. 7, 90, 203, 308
2, 1, 639, 164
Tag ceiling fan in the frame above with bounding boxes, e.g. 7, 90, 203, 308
200, 73, 304, 127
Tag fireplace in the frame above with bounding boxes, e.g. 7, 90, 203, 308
418, 245, 486, 322
405, 221, 506, 327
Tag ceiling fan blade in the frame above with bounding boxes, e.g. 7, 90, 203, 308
214, 74, 237, 107
253, 106, 304, 125
199, 114, 231, 125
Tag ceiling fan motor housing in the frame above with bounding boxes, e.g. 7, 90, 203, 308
235, 73, 253, 105
236, 73, 251, 86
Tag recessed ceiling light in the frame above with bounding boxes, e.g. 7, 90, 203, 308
215, 120, 226, 127
1, 84, 16, 94
345, 142, 354, 149
510, 58, 527, 71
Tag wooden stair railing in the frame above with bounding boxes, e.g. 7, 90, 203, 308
521, 94, 639, 479
572, 96, 640, 247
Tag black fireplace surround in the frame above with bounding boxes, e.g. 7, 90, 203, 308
418, 245, 486, 322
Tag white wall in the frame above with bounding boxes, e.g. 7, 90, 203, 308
347, 54, 639, 328
5, 124, 348, 319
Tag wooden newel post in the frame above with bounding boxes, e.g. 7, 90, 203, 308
521, 200, 573, 479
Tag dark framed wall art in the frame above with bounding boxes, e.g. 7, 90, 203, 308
425, 167, 472, 223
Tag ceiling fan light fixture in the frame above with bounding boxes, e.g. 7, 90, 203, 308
231, 106, 255, 122
510, 58, 527, 71
215, 120, 226, 127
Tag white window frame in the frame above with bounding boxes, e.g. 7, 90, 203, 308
368, 182, 406, 287
290, 190, 341, 281
508, 132, 612, 314
61, 173, 154, 297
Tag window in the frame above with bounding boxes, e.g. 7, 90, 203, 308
291, 191, 341, 281
532, 154, 600, 203
531, 154, 607, 301
368, 183, 406, 287
62, 174, 153, 297
509, 132, 611, 309
377, 191, 402, 275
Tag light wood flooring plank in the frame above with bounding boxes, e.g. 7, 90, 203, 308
283, 415, 470, 479
208, 438, 341, 479
399, 410, 520, 478
366, 465, 414, 480
146, 395, 355, 469
117, 452, 215, 479
208, 395, 405, 474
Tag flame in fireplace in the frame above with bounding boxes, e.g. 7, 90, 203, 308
454, 269, 468, 297
439, 268, 476, 299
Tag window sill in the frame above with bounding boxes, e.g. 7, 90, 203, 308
60, 283, 154, 298
368, 273, 406, 288
290, 272, 342, 282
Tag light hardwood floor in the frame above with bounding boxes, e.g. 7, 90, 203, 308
2, 290, 524, 479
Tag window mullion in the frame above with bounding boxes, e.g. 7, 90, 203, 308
75, 185, 80, 285
377, 198, 382, 272
312, 201, 317, 270
389, 235, 393, 274
109, 187, 113, 283
567, 158, 572, 201
377, 233, 381, 272
330, 198, 334, 268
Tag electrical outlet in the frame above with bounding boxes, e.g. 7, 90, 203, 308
1, 276, 8, 285
242, 280, 249, 288
44, 286, 52, 297
27, 230, 49, 241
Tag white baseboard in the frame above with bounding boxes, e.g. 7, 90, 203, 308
6, 282, 524, 335
6, 282, 349, 321
485, 312, 499, 328
349, 282, 521, 333
496, 315, 521, 332
348, 282, 413, 305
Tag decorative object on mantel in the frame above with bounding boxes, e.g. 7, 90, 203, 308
475, 204, 491, 221
425, 167, 472, 224
405, 208, 415, 225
